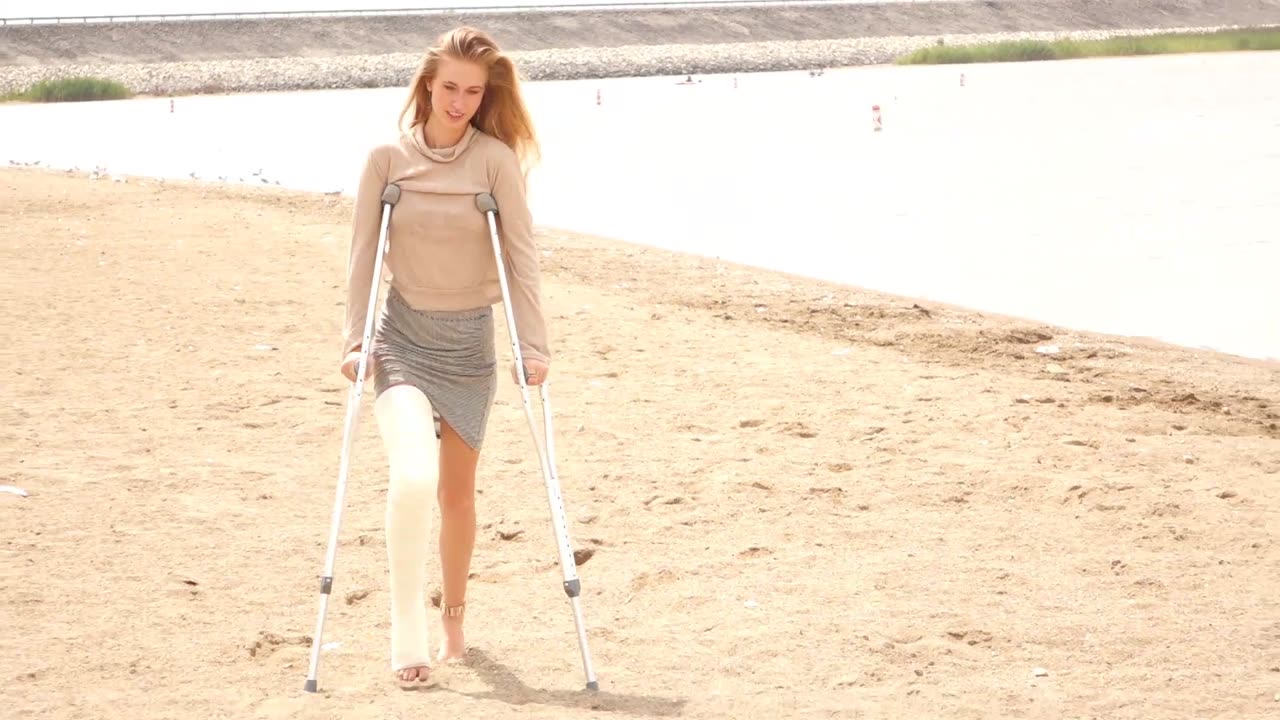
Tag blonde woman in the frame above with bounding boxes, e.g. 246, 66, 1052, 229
339, 26, 550, 685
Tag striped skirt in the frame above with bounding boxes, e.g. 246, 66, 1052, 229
371, 287, 498, 450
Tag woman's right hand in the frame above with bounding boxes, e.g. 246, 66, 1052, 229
340, 350, 372, 383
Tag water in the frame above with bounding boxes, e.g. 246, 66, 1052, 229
2, 51, 1278, 361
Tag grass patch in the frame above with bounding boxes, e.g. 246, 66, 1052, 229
895, 28, 1280, 65
2, 77, 133, 103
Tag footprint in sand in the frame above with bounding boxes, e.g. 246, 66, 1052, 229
776, 420, 818, 438
808, 486, 844, 497
644, 494, 686, 506
944, 629, 994, 646
246, 631, 311, 659
629, 568, 679, 593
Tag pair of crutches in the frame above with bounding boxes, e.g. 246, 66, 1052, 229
304, 184, 599, 693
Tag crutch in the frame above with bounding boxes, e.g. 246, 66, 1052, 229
304, 183, 401, 694
474, 191, 599, 692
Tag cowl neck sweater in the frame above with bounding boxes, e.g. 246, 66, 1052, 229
342, 122, 549, 366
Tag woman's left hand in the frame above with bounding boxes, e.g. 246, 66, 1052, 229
515, 358, 550, 386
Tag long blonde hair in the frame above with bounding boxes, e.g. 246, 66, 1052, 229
400, 26, 540, 170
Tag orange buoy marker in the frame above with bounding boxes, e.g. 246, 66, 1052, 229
872, 104, 882, 132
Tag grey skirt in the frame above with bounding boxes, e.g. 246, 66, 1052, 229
371, 287, 498, 450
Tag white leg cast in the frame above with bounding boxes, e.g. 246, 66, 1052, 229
375, 384, 441, 673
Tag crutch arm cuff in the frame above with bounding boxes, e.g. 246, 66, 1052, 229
342, 146, 392, 359
488, 146, 552, 364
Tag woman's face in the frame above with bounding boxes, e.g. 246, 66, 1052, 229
428, 56, 488, 128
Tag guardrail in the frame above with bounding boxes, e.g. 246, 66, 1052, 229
0, 0, 921, 26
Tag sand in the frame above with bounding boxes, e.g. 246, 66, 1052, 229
2, 166, 1278, 719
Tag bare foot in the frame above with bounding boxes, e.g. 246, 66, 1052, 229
395, 665, 430, 684
437, 607, 467, 662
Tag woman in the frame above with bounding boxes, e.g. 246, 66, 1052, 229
339, 26, 550, 685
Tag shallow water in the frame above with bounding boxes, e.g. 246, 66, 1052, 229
2, 51, 1277, 360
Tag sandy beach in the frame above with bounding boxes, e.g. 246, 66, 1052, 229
1, 166, 1278, 719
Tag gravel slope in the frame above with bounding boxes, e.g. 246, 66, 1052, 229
2, 1, 1279, 94
6, 0, 1280, 64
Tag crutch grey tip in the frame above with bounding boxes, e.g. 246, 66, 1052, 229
381, 183, 401, 205
474, 192, 498, 215
586, 681, 599, 692
304, 679, 318, 693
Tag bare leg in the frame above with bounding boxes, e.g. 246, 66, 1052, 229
374, 384, 440, 683
436, 418, 480, 661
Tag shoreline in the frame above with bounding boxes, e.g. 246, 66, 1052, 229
10, 163, 1280, 371
5, 44, 1277, 365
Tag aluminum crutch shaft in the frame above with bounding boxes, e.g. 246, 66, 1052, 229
304, 183, 401, 693
474, 191, 599, 691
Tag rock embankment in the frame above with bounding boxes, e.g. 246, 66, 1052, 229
2, 0, 1279, 95
7, 1, 1280, 65
0, 26, 1261, 96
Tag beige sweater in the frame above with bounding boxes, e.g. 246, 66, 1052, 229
342, 123, 550, 366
